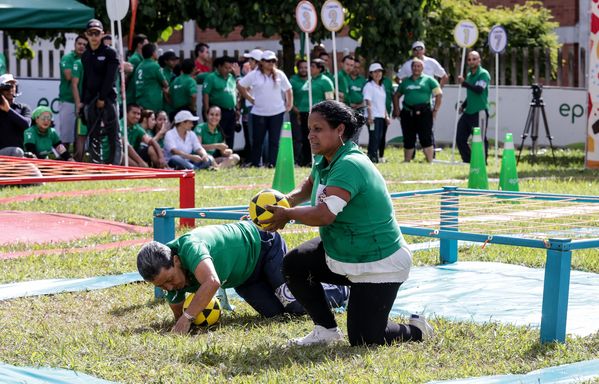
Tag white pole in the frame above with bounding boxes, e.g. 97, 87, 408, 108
332, 31, 339, 101
116, 19, 129, 167
495, 52, 499, 166
306, 32, 313, 110
451, 47, 467, 163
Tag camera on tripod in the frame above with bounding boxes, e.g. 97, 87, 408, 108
531, 83, 543, 102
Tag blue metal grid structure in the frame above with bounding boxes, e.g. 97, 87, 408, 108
152, 186, 599, 344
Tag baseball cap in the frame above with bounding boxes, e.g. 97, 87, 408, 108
86, 19, 103, 31
412, 41, 425, 50
174, 110, 199, 124
368, 63, 383, 72
0, 74, 17, 85
243, 49, 263, 61
162, 51, 179, 61
261, 50, 277, 61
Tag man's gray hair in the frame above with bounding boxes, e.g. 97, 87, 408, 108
137, 241, 174, 281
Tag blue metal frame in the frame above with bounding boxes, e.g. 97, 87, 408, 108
151, 187, 599, 344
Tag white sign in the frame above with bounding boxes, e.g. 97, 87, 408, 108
321, 0, 344, 32
296, 1, 318, 33
106, 0, 129, 21
453, 20, 479, 48
489, 25, 507, 54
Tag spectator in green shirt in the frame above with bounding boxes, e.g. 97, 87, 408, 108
194, 106, 240, 168
290, 59, 309, 165
125, 33, 148, 103
134, 43, 170, 113
124, 103, 167, 168
141, 109, 169, 148
336, 55, 354, 103
159, 51, 179, 85
169, 58, 198, 119
24, 106, 72, 161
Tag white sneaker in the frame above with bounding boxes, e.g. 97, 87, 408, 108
287, 325, 344, 346
409, 314, 434, 340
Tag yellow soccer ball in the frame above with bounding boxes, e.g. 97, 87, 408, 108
183, 293, 221, 326
248, 189, 290, 230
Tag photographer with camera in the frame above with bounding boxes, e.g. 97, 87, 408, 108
0, 74, 31, 157
456, 51, 491, 163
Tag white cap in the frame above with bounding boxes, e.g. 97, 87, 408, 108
412, 41, 425, 49
368, 63, 383, 72
0, 74, 17, 85
243, 49, 263, 61
174, 110, 199, 124
261, 50, 277, 61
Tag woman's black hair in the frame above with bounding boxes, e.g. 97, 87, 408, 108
310, 100, 366, 140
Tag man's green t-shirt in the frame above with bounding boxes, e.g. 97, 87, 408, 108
170, 73, 198, 111
23, 126, 61, 158
310, 141, 405, 263
59, 51, 78, 103
126, 51, 143, 102
303, 74, 334, 106
202, 72, 237, 110
127, 123, 147, 151
337, 69, 350, 101
135, 59, 167, 112
382, 77, 394, 114
194, 122, 223, 156
290, 74, 309, 113
347, 75, 366, 106
165, 222, 262, 304
464, 66, 490, 114
397, 74, 440, 108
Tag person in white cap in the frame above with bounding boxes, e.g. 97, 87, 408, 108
163, 110, 214, 170
397, 41, 448, 85
363, 63, 390, 163
0, 73, 31, 157
238, 50, 293, 167
238, 48, 263, 163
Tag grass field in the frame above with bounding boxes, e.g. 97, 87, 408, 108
1, 146, 599, 383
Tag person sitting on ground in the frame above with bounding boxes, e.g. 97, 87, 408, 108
0, 74, 31, 157
144, 110, 170, 148
23, 106, 73, 161
194, 106, 240, 169
163, 110, 214, 170
124, 104, 167, 168
137, 221, 348, 334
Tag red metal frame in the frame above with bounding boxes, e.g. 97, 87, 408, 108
0, 156, 196, 227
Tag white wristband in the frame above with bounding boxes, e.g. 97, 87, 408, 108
182, 311, 195, 322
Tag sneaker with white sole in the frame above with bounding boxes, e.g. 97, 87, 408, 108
287, 325, 344, 346
409, 314, 434, 340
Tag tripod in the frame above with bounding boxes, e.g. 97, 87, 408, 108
517, 87, 556, 164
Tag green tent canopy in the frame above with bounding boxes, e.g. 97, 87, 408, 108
0, 0, 94, 29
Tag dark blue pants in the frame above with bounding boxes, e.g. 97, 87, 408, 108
367, 117, 386, 163
235, 231, 348, 317
249, 112, 284, 167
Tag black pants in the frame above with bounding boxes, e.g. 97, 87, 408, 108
298, 111, 312, 166
367, 118, 386, 163
282, 237, 421, 346
218, 107, 237, 150
85, 101, 122, 165
249, 112, 284, 167
289, 111, 303, 165
457, 109, 489, 163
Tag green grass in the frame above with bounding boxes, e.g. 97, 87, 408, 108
1, 146, 599, 383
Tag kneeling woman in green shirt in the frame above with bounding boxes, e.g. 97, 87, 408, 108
263, 100, 433, 347
24, 106, 72, 161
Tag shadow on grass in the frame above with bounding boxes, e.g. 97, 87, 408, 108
109, 298, 163, 317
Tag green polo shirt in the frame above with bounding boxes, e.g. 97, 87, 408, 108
202, 72, 237, 110
397, 74, 440, 108
382, 77, 394, 114
145, 129, 164, 148
323, 69, 334, 83
290, 74, 309, 112
310, 141, 405, 263
170, 73, 198, 111
59, 51, 78, 102
126, 51, 143, 102
135, 58, 166, 112
347, 75, 367, 105
24, 126, 62, 159
337, 69, 350, 101
304, 74, 334, 106
165, 222, 262, 304
194, 122, 223, 155
162, 67, 175, 85
127, 123, 147, 151
464, 66, 490, 114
